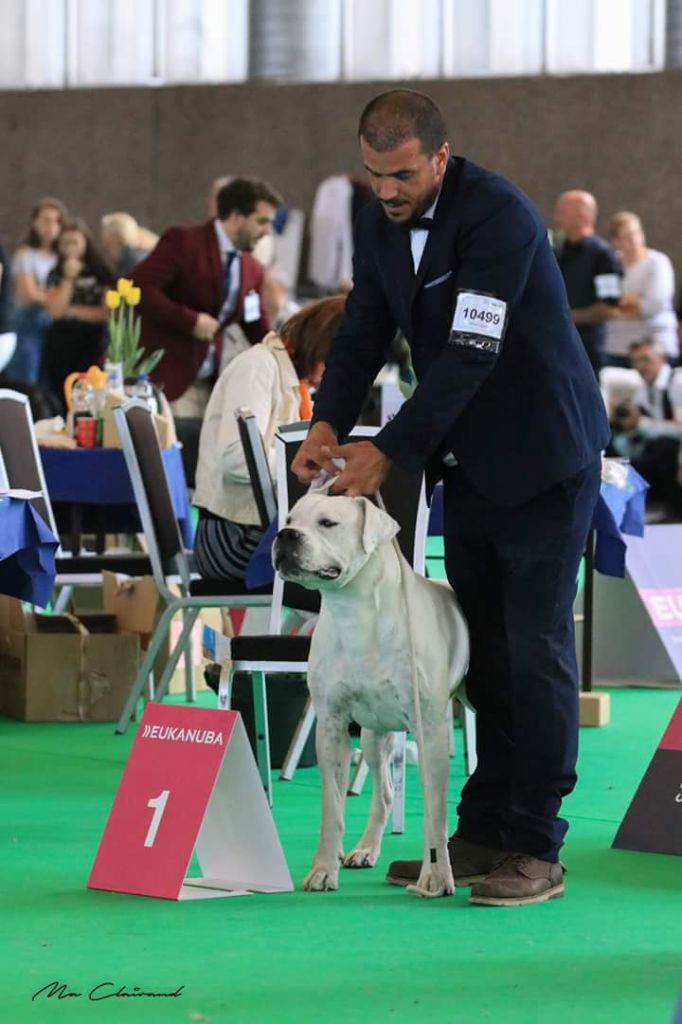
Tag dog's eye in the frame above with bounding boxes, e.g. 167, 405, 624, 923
318, 518, 338, 529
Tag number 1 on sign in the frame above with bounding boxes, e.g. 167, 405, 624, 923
144, 790, 170, 847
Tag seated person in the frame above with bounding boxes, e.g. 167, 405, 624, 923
605, 211, 678, 365
610, 338, 682, 517
192, 295, 345, 581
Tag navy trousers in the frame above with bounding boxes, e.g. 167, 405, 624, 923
442, 459, 601, 862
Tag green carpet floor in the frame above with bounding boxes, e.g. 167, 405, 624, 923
2, 688, 681, 1024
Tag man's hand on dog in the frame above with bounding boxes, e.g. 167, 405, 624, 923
293, 422, 391, 496
291, 421, 340, 481
324, 441, 390, 497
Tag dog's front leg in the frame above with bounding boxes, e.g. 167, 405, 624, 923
344, 728, 393, 869
408, 716, 455, 898
302, 715, 352, 892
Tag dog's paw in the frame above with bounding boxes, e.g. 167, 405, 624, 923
301, 866, 339, 892
407, 868, 455, 899
342, 846, 379, 869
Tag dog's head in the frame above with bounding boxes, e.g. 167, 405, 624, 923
272, 492, 399, 591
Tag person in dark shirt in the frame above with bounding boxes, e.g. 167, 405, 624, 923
553, 190, 622, 375
41, 219, 115, 414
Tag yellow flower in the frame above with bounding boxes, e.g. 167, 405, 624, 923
105, 289, 121, 310
117, 277, 134, 298
125, 286, 142, 307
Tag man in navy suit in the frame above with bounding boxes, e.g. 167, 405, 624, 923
292, 90, 611, 907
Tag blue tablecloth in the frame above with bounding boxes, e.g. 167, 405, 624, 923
40, 445, 194, 548
592, 465, 649, 577
428, 468, 648, 578
0, 495, 58, 607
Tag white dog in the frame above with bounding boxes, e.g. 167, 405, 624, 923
272, 491, 469, 896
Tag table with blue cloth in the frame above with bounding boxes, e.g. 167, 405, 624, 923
0, 491, 59, 607
39, 445, 194, 553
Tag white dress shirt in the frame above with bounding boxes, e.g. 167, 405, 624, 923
409, 193, 439, 272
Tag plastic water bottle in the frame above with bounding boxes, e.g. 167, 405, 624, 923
133, 373, 158, 416
71, 373, 97, 446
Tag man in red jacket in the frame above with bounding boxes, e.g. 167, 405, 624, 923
133, 178, 281, 415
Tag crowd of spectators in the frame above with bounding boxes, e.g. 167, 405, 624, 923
1, 177, 682, 557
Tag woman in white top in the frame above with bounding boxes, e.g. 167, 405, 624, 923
192, 295, 345, 581
605, 211, 678, 365
8, 197, 68, 383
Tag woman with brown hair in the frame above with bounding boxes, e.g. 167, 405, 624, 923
40, 218, 116, 414
8, 197, 68, 382
193, 295, 345, 581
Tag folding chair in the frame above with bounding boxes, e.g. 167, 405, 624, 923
235, 408, 277, 529
0, 389, 153, 602
112, 399, 272, 734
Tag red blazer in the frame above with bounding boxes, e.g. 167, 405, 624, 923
132, 220, 270, 401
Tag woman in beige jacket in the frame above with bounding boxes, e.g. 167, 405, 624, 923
193, 296, 345, 580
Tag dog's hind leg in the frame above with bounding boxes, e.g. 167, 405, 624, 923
407, 716, 455, 898
343, 729, 394, 869
302, 717, 352, 892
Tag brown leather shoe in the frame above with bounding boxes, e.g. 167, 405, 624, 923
469, 854, 565, 906
385, 837, 504, 887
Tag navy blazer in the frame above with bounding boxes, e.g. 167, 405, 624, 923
311, 157, 611, 507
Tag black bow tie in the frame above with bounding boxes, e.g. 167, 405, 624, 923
413, 217, 433, 230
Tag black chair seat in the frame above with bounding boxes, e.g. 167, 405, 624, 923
282, 582, 321, 614
230, 634, 311, 662
189, 577, 273, 598
56, 553, 152, 575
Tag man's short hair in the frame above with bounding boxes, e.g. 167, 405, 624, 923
629, 337, 668, 359
358, 90, 447, 156
216, 178, 282, 219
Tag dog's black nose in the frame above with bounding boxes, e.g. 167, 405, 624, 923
277, 528, 302, 548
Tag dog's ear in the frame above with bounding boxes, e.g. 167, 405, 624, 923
307, 472, 335, 495
356, 497, 399, 555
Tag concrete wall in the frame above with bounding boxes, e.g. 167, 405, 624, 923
1, 71, 681, 288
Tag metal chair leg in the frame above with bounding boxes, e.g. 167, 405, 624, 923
115, 601, 178, 734
279, 696, 316, 781
391, 731, 406, 834
53, 584, 74, 614
251, 671, 272, 806
348, 754, 370, 795
155, 608, 199, 703
463, 705, 477, 776
182, 609, 196, 702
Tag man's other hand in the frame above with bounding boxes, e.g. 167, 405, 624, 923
291, 421, 339, 482
193, 312, 220, 341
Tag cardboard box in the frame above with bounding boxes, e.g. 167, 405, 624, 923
100, 392, 174, 449
579, 691, 611, 727
0, 596, 140, 722
101, 571, 159, 639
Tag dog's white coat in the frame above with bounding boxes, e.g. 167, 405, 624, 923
272, 492, 469, 895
